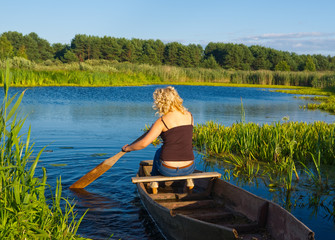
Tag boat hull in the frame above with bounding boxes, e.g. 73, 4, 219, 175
134, 162, 314, 240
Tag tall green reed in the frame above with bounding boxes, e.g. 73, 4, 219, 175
193, 121, 335, 165
0, 63, 87, 239
300, 151, 328, 190
193, 117, 334, 193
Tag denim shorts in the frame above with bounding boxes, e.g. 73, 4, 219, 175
150, 147, 195, 177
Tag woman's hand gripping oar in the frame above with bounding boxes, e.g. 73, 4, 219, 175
69, 132, 148, 189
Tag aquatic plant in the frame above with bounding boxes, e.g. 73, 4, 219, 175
0, 64, 87, 239
193, 121, 335, 166
322, 197, 335, 221
193, 118, 335, 195
224, 154, 261, 183
300, 151, 328, 191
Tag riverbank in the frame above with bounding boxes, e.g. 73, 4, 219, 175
1, 59, 335, 87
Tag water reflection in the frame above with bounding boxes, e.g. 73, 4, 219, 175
70, 188, 121, 211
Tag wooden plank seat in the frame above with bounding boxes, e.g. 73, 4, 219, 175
132, 161, 221, 194
132, 172, 222, 183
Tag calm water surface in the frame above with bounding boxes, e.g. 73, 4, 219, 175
5, 85, 335, 240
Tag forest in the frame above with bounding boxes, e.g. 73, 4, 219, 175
1, 31, 335, 72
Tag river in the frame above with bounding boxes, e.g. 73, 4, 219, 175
5, 85, 335, 239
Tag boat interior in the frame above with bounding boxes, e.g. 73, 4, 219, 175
136, 160, 275, 240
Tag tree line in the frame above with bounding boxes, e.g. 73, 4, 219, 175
1, 31, 335, 71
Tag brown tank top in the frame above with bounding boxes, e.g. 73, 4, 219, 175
159, 116, 194, 161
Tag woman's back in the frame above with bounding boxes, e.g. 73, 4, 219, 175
160, 110, 194, 162
161, 110, 193, 131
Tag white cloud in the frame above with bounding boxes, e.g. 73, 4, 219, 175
236, 32, 335, 56
293, 43, 303, 48
240, 32, 334, 41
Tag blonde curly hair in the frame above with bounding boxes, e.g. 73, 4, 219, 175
153, 86, 187, 116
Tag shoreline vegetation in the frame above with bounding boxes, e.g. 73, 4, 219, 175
0, 59, 334, 88
0, 66, 88, 239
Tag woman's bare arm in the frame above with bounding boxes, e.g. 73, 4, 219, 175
122, 118, 163, 152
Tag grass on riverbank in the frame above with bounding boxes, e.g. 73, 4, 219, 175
0, 66, 88, 239
1, 58, 335, 88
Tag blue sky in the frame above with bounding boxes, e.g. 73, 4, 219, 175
1, 0, 335, 56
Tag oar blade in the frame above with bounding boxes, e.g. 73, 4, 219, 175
69, 151, 126, 189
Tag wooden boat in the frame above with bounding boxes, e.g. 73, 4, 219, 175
132, 160, 315, 240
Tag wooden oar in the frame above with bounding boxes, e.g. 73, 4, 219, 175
69, 132, 147, 189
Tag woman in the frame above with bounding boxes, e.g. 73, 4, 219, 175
122, 86, 195, 176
